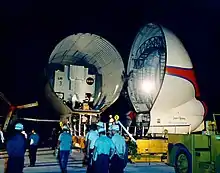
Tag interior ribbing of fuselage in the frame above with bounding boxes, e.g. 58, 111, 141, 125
48, 33, 125, 110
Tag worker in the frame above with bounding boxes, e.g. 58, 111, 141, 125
28, 129, 40, 167
93, 128, 115, 173
107, 125, 113, 138
96, 121, 104, 129
96, 121, 106, 135
109, 124, 127, 173
51, 128, 58, 154
85, 125, 90, 142
126, 111, 136, 127
83, 125, 90, 166
57, 125, 73, 173
66, 121, 73, 135
109, 115, 114, 125
86, 123, 99, 173
71, 93, 79, 109
0, 126, 5, 149
6, 123, 26, 173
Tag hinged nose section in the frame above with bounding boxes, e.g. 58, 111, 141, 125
127, 23, 166, 113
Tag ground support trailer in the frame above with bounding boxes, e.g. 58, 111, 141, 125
167, 133, 220, 173
125, 124, 190, 164
167, 117, 220, 173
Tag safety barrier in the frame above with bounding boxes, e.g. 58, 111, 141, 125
11, 116, 192, 139
66, 123, 192, 144
67, 123, 192, 138
125, 124, 192, 137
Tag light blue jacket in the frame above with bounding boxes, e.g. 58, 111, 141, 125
111, 133, 126, 159
93, 135, 115, 161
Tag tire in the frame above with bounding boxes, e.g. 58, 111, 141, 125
174, 146, 192, 173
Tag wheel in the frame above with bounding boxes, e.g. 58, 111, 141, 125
174, 147, 192, 173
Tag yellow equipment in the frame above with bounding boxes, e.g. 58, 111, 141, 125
128, 139, 168, 163
167, 114, 220, 173
114, 116, 168, 163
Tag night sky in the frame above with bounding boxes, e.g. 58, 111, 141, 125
0, 0, 220, 120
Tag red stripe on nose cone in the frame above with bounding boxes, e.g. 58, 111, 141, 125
166, 66, 200, 97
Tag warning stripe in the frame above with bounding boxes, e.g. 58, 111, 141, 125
166, 66, 208, 118
166, 66, 200, 97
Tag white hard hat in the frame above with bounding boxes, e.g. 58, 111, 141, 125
112, 125, 120, 131
96, 122, 104, 127
15, 123, 24, 131
98, 128, 105, 133
62, 125, 69, 130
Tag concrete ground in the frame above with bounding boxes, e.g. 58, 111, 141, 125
0, 149, 175, 173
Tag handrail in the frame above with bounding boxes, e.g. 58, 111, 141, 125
64, 123, 192, 138
126, 124, 192, 137
117, 121, 136, 143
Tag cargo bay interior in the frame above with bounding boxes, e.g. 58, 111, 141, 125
46, 33, 125, 126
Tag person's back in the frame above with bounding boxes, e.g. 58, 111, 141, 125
109, 125, 127, 173
7, 132, 26, 157
6, 123, 26, 173
86, 129, 98, 173
93, 128, 115, 173
59, 132, 72, 151
111, 133, 126, 158
30, 133, 40, 146
94, 135, 113, 158
58, 126, 72, 173
87, 130, 98, 149
29, 131, 40, 167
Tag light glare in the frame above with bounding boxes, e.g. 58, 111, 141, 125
141, 80, 155, 93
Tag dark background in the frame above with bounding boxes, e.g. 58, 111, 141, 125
0, 0, 220, 124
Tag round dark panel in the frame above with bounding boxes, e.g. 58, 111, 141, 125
86, 77, 94, 85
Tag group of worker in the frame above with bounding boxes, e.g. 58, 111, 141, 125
85, 121, 127, 173
4, 123, 40, 173
4, 122, 71, 173
3, 119, 128, 173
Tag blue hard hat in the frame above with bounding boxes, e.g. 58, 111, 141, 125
62, 125, 69, 130
96, 122, 104, 127
112, 125, 120, 131
15, 123, 24, 131
108, 126, 113, 131
98, 128, 105, 133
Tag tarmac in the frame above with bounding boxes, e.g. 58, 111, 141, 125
0, 148, 175, 173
